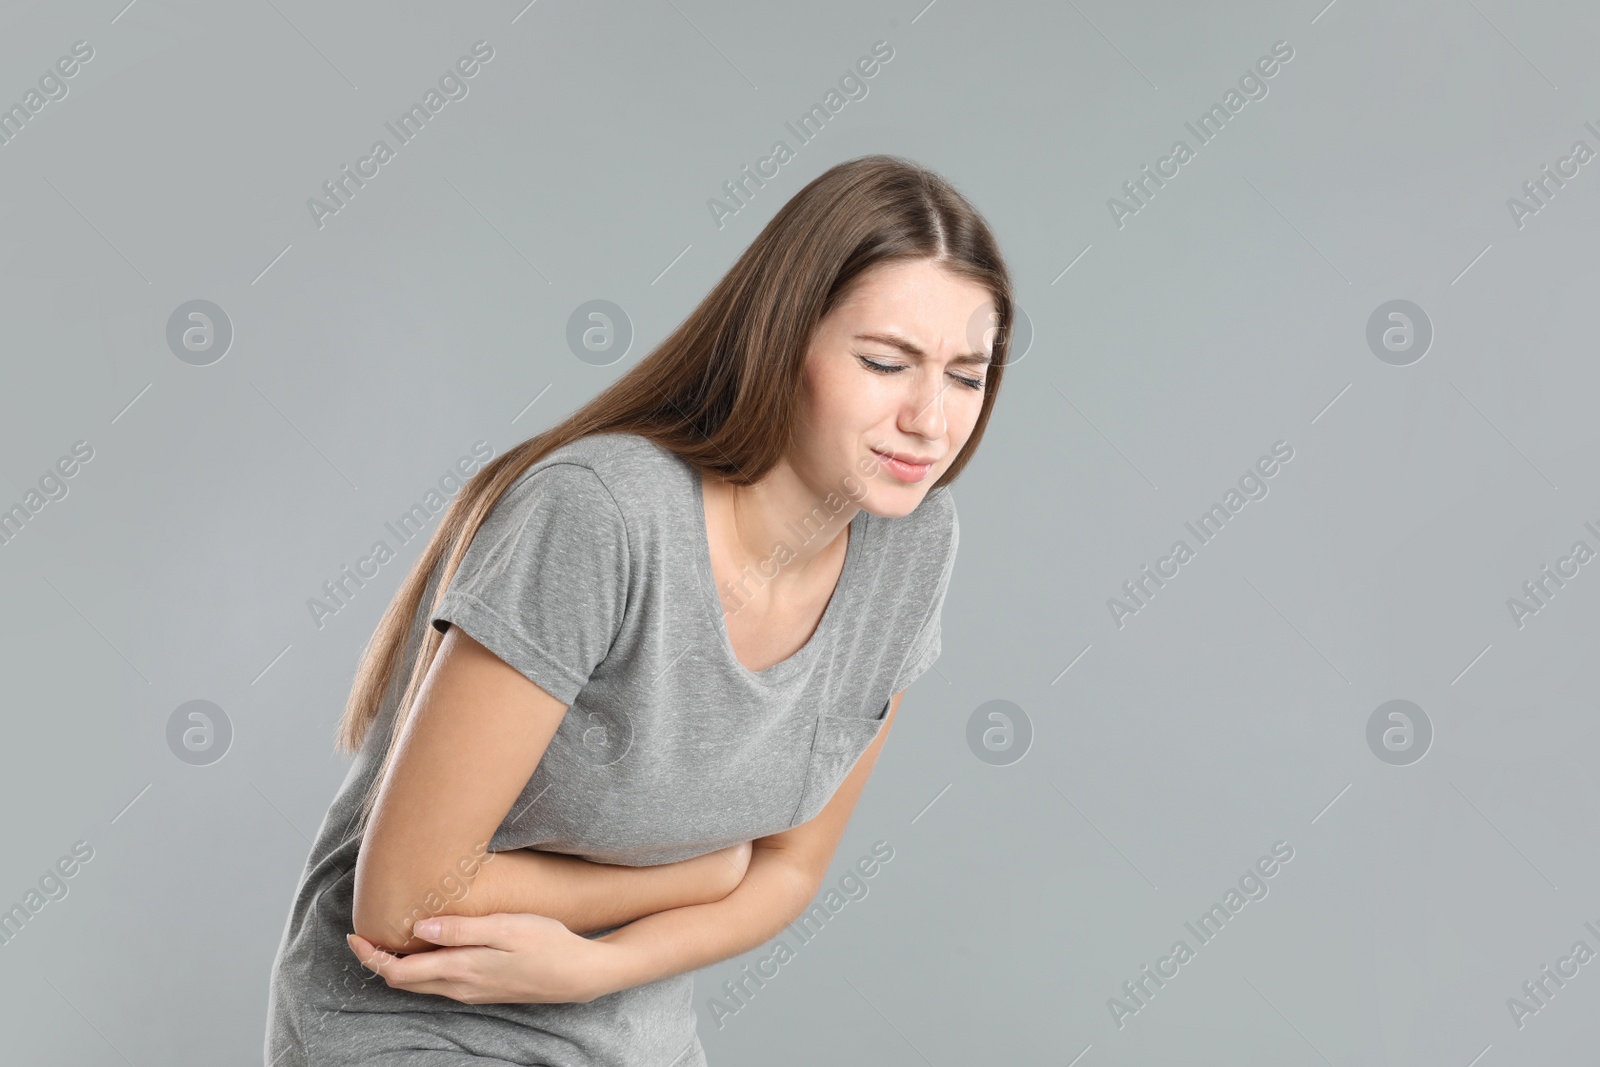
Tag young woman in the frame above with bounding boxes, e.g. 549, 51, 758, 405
264, 154, 1012, 1066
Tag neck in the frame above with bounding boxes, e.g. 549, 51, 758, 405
702, 460, 859, 594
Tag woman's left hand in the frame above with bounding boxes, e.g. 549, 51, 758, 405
346, 912, 617, 1005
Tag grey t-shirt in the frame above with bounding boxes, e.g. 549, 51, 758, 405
264, 431, 957, 1066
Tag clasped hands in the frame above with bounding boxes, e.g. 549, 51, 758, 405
346, 840, 752, 1004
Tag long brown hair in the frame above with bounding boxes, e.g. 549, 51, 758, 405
336, 153, 1013, 830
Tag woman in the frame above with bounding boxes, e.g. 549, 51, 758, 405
264, 154, 1011, 1066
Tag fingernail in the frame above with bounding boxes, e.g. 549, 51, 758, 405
415, 919, 440, 938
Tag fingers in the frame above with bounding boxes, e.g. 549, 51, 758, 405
406, 911, 559, 949
347, 932, 451, 980
413, 913, 505, 948
348, 932, 479, 998
346, 933, 396, 972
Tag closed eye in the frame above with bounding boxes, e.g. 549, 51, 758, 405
856, 353, 985, 391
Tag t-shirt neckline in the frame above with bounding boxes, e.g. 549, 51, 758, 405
687, 454, 867, 686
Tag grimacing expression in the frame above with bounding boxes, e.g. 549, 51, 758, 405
797, 258, 993, 518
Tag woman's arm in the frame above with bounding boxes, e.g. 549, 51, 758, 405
452, 842, 752, 938
586, 692, 905, 996
588, 840, 817, 987
352, 623, 750, 950
348, 694, 905, 1004
352, 625, 603, 954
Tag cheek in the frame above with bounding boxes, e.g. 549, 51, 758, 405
816, 369, 883, 420
952, 388, 985, 432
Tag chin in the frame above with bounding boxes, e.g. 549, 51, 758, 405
861, 484, 928, 519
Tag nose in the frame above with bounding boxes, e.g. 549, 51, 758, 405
901, 367, 949, 440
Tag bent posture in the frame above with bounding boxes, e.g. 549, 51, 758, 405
264, 153, 1008, 1066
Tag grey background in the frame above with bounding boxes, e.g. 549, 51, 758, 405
1, 0, 1596, 1063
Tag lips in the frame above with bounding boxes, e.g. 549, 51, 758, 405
870, 448, 937, 483
873, 448, 937, 466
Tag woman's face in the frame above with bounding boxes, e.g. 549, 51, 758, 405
794, 257, 994, 518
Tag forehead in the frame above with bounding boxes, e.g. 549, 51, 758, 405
829, 259, 994, 341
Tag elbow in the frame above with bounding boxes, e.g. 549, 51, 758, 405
768, 856, 824, 926
349, 910, 410, 957
349, 851, 476, 954
749, 842, 823, 922
350, 868, 423, 954
351, 834, 496, 954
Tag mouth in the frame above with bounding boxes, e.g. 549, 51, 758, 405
871, 448, 936, 483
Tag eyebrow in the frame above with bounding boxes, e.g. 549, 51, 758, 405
852, 331, 992, 367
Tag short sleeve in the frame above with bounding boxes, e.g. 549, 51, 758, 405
429, 462, 630, 706
891, 491, 959, 693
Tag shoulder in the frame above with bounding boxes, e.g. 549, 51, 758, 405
487, 434, 691, 560
506, 433, 680, 515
